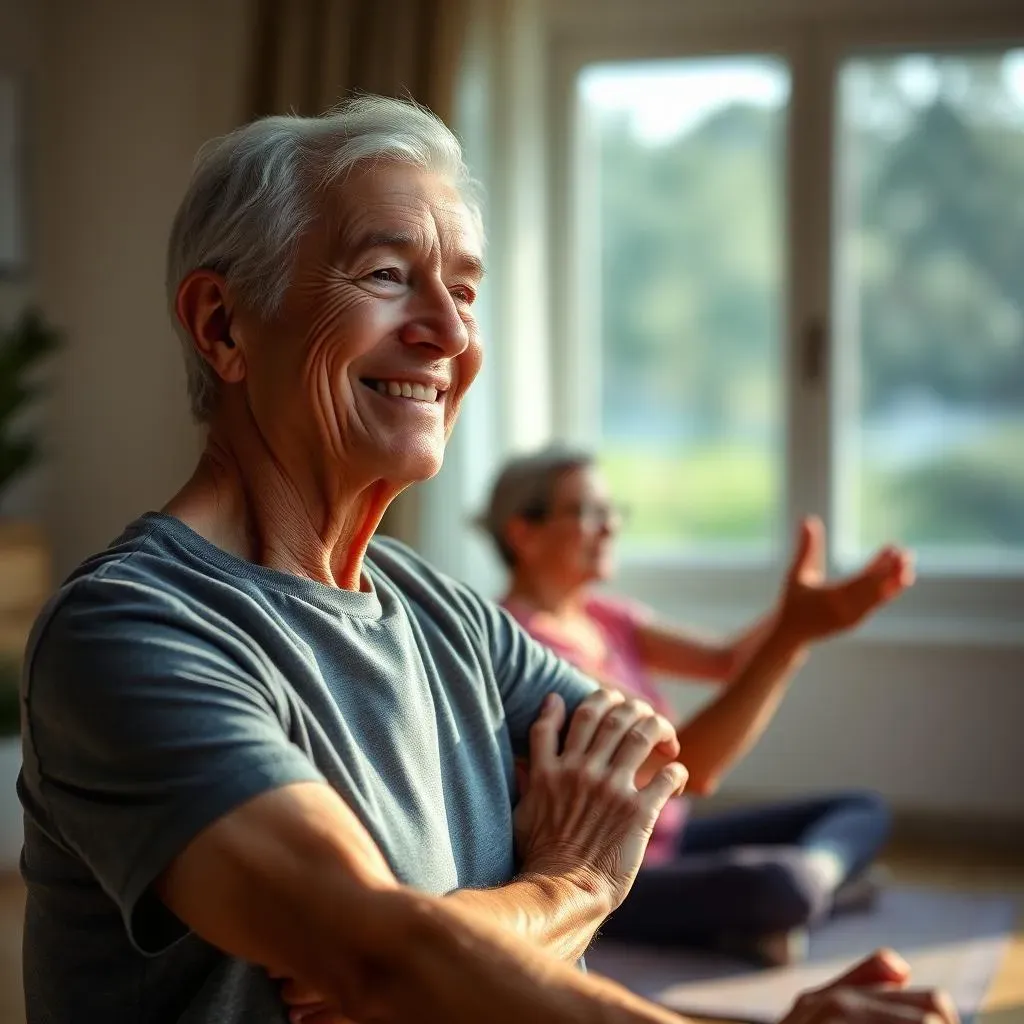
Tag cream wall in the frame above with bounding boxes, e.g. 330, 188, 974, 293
5, 0, 251, 576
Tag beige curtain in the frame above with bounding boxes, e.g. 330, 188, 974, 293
247, 0, 470, 547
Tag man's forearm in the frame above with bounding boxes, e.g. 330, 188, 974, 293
164, 783, 686, 1024
447, 870, 612, 961
674, 626, 807, 793
308, 885, 688, 1024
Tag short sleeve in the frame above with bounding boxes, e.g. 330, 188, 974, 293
478, 601, 599, 757
21, 576, 324, 954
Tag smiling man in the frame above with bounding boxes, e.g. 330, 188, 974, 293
17, 96, 956, 1024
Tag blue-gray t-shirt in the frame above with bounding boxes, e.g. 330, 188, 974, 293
18, 512, 597, 1023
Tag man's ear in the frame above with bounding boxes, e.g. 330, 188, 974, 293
175, 270, 246, 385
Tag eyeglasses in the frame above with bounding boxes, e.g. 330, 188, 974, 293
523, 500, 631, 532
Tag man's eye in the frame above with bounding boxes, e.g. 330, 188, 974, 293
370, 268, 403, 284
451, 286, 476, 305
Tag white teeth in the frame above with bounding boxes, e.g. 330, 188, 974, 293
375, 380, 442, 402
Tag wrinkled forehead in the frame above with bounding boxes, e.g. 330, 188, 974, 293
326, 162, 484, 267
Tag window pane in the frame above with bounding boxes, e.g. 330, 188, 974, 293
578, 58, 789, 556
836, 51, 1024, 568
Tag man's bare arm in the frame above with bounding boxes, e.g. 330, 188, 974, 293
446, 872, 610, 964
157, 780, 685, 1024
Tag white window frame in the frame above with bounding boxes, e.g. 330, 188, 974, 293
544, 0, 1024, 645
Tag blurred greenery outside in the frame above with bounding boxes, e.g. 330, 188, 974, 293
584, 52, 1024, 561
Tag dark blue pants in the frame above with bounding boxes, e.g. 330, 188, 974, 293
600, 791, 891, 945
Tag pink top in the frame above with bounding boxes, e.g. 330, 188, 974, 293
503, 594, 686, 864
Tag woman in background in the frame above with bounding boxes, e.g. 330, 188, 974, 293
479, 446, 909, 965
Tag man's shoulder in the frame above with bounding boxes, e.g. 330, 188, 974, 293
27, 516, 253, 671
57, 513, 210, 594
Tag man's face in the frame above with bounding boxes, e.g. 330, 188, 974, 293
236, 161, 485, 487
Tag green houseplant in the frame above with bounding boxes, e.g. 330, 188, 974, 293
0, 308, 62, 503
0, 308, 61, 740
0, 309, 60, 868
0, 657, 18, 738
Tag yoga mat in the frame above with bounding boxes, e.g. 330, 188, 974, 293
587, 886, 1018, 1023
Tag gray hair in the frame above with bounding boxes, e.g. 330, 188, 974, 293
166, 94, 482, 422
477, 446, 596, 567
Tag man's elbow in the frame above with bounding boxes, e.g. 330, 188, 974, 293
297, 887, 450, 1023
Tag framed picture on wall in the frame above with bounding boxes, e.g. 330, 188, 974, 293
0, 74, 24, 276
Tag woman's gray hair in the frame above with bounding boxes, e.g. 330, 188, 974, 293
477, 446, 596, 568
166, 94, 481, 422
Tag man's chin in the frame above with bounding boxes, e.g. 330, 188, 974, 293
382, 437, 445, 485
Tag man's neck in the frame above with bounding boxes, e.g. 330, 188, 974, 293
163, 416, 398, 591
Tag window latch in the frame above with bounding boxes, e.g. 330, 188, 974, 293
802, 315, 827, 386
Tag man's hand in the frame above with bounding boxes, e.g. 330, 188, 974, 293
779, 949, 959, 1024
513, 690, 687, 912
775, 517, 914, 646
279, 942, 958, 1024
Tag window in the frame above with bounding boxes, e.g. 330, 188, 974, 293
578, 58, 790, 557
542, 3, 1024, 634
834, 50, 1024, 569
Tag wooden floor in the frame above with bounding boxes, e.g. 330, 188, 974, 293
0, 843, 1021, 1024
0, 874, 24, 1024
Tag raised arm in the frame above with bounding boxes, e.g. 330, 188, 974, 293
157, 778, 688, 1024
636, 612, 777, 684
672, 519, 913, 794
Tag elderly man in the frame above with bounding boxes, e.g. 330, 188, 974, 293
19, 96, 955, 1024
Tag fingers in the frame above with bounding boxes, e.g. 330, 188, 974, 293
607, 710, 678, 780
562, 689, 624, 759
862, 547, 915, 597
583, 699, 656, 770
637, 762, 689, 820
787, 951, 958, 1024
567, 693, 677, 779
823, 948, 911, 989
872, 989, 959, 1024
789, 516, 825, 585
788, 989, 947, 1024
829, 549, 914, 626
527, 693, 567, 774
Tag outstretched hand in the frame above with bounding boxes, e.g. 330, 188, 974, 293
776, 517, 914, 646
779, 948, 958, 1024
